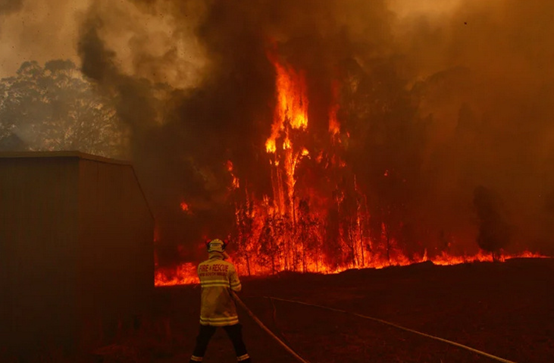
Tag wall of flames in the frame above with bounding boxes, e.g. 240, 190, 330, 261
154, 54, 546, 287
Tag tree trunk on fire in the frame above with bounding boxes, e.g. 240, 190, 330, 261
350, 228, 357, 268
386, 234, 391, 265
360, 242, 364, 266
246, 255, 251, 277
270, 236, 276, 275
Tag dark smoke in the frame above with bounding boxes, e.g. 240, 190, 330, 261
473, 186, 511, 257
0, 0, 23, 15
74, 0, 554, 265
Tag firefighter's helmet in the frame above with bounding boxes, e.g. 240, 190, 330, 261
207, 239, 227, 253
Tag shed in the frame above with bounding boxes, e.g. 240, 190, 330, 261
0, 151, 154, 354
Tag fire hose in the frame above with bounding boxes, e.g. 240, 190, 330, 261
266, 296, 518, 363
232, 291, 311, 363
233, 290, 518, 363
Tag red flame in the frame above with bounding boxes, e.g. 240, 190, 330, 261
155, 52, 549, 286
329, 80, 341, 139
227, 160, 240, 190
156, 263, 199, 286
154, 250, 548, 287
265, 52, 308, 154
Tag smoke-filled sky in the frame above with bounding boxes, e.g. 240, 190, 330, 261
2, 0, 554, 262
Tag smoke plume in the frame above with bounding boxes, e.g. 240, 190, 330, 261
0, 0, 23, 15
5, 0, 554, 264
0, 0, 90, 77
72, 0, 554, 263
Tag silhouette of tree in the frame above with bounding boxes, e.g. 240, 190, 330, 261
0, 60, 126, 158
473, 185, 511, 259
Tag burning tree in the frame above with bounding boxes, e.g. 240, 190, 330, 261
64, 0, 549, 285
222, 49, 430, 275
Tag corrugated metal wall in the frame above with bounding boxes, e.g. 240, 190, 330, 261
77, 158, 154, 345
0, 153, 154, 355
0, 156, 80, 352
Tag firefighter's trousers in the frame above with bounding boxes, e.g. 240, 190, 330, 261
190, 323, 250, 362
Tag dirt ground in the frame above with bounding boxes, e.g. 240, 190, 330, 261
7, 258, 551, 362
139, 258, 552, 363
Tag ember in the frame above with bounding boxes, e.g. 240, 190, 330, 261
180, 202, 191, 212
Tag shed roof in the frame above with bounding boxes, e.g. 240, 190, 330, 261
0, 151, 153, 220
0, 151, 131, 166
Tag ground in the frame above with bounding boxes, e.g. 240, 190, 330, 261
7, 258, 552, 362
140, 258, 552, 363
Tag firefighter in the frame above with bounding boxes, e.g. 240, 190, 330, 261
189, 239, 251, 363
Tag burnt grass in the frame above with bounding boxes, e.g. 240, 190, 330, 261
139, 258, 553, 363
85, 258, 553, 363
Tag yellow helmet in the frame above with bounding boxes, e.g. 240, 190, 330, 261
206, 239, 227, 253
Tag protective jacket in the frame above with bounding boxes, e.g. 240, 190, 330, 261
197, 252, 242, 326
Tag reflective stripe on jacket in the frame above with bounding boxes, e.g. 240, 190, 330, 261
198, 253, 242, 326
